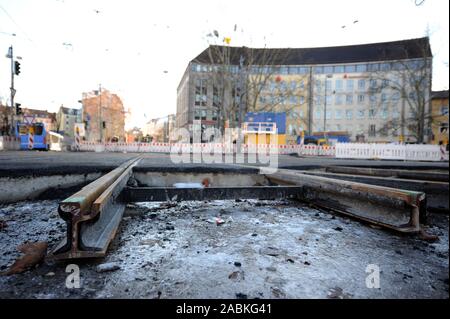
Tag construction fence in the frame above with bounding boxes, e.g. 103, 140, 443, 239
75, 141, 448, 162
0, 136, 20, 151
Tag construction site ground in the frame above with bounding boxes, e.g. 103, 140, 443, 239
0, 198, 448, 299
0, 151, 448, 299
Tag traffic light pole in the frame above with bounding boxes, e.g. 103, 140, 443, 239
9, 46, 15, 135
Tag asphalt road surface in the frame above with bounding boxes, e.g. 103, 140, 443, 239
0, 150, 448, 177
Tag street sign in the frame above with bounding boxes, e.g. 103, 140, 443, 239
6, 47, 12, 58
24, 115, 35, 124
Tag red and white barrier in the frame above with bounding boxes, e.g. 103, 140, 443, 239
440, 145, 449, 161
28, 132, 34, 150
336, 143, 443, 161
0, 136, 20, 151
76, 141, 447, 162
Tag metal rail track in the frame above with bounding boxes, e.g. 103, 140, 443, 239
51, 156, 142, 259
51, 163, 438, 260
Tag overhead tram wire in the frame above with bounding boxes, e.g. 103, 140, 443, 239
0, 4, 35, 45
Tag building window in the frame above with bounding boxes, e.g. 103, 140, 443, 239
358, 79, 365, 90
346, 109, 353, 120
335, 79, 343, 92
288, 67, 298, 74
345, 65, 356, 73
381, 108, 388, 119
269, 95, 276, 104
409, 92, 417, 101
299, 67, 309, 74
315, 110, 321, 119
270, 81, 276, 92
334, 65, 344, 73
315, 81, 322, 92
392, 92, 400, 102
346, 94, 353, 105
299, 110, 305, 118
259, 95, 266, 104
290, 81, 297, 90
369, 108, 377, 118
213, 86, 221, 107
356, 64, 367, 72
299, 80, 305, 89
335, 110, 343, 119
368, 63, 379, 72
441, 106, 448, 115
194, 109, 201, 120
357, 110, 365, 118
346, 79, 354, 91
232, 87, 241, 105
280, 67, 288, 74
325, 95, 332, 105
211, 110, 218, 121
379, 63, 391, 71
440, 122, 449, 133
326, 110, 332, 120
289, 96, 298, 104
369, 124, 376, 137
300, 96, 305, 104
369, 79, 377, 89
314, 66, 323, 74
369, 95, 377, 104
315, 96, 322, 106
358, 94, 365, 103
326, 80, 332, 91
195, 79, 207, 106
323, 66, 333, 73
335, 95, 343, 105
201, 110, 207, 120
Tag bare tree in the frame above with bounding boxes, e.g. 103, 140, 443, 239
194, 32, 306, 134
368, 38, 432, 143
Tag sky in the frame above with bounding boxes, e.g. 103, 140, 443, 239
0, 0, 448, 129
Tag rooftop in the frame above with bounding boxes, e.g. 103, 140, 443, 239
192, 37, 432, 66
432, 90, 449, 99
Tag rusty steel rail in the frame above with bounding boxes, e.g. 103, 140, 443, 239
262, 168, 426, 233
51, 156, 142, 259
299, 170, 449, 212
324, 166, 449, 182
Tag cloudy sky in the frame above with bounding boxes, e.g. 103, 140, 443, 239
0, 0, 448, 129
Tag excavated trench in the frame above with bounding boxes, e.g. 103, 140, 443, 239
0, 164, 448, 298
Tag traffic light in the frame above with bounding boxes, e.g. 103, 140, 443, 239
102, 121, 106, 129
14, 61, 21, 75
15, 103, 22, 115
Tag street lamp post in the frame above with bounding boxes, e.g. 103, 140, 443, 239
98, 84, 102, 143
323, 74, 333, 143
